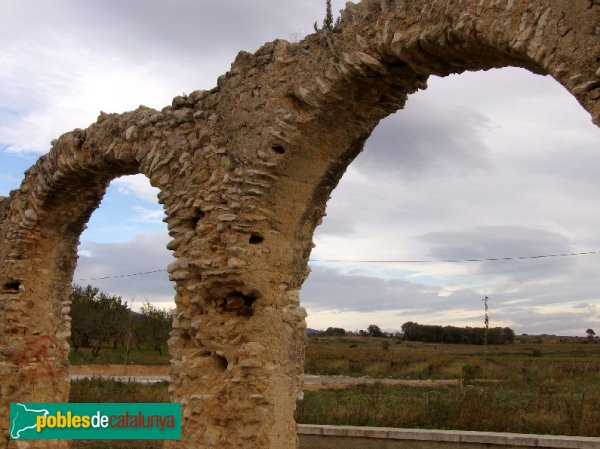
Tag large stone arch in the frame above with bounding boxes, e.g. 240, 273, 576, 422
0, 1, 598, 448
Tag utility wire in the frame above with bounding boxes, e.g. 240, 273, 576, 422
309, 250, 600, 264
74, 249, 600, 282
76, 269, 167, 281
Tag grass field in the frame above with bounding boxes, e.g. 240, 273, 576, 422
69, 336, 600, 448
298, 381, 600, 436
305, 336, 600, 380
302, 336, 600, 436
69, 346, 170, 365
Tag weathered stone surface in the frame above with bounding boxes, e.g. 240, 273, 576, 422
0, 1, 598, 448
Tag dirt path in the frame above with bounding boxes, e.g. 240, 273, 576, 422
70, 364, 170, 376
302, 375, 461, 391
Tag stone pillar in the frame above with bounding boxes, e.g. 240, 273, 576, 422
0, 219, 74, 449
160, 159, 309, 448
0, 119, 138, 448
168, 283, 306, 449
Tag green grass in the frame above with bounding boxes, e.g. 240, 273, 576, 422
69, 378, 170, 403
69, 374, 600, 440
69, 346, 170, 365
297, 382, 600, 436
300, 337, 600, 436
304, 336, 600, 379
70, 337, 600, 377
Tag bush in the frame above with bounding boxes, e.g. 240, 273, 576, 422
462, 363, 480, 385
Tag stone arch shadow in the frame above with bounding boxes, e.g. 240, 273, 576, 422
0, 1, 598, 448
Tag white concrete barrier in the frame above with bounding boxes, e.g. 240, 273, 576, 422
297, 425, 600, 449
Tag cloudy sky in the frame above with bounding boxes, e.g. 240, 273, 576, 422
2, 1, 600, 336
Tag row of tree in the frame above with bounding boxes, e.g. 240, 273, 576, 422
320, 324, 392, 338
69, 285, 172, 358
401, 321, 515, 345
320, 322, 515, 345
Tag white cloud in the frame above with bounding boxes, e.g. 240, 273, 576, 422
2, 1, 600, 336
0, 36, 185, 153
307, 67, 600, 335
113, 175, 161, 204
75, 232, 175, 305
131, 206, 165, 223
0, 174, 18, 183
0, 0, 348, 153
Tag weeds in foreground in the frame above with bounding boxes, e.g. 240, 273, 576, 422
69, 378, 169, 403
296, 382, 600, 436
70, 366, 600, 438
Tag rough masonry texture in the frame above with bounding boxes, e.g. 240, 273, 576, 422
0, 0, 599, 448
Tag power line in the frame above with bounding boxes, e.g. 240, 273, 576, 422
309, 250, 600, 264
76, 269, 167, 281
74, 249, 600, 281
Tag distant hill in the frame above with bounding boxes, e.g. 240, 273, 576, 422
127, 309, 143, 319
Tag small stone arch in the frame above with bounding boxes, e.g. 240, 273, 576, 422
0, 107, 178, 447
1, 1, 598, 448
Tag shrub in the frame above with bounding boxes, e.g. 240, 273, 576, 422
462, 363, 480, 385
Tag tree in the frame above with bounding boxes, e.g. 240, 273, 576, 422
586, 328, 596, 341
367, 324, 384, 338
323, 327, 346, 336
400, 321, 515, 345
69, 285, 128, 357
122, 308, 138, 365
137, 302, 173, 355
322, 0, 334, 31
502, 327, 516, 344
314, 0, 339, 32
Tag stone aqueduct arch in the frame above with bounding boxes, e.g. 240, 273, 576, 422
0, 0, 598, 447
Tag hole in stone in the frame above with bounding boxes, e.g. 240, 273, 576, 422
271, 144, 286, 155
214, 354, 228, 372
221, 291, 257, 316
190, 207, 205, 229
249, 233, 264, 244
3, 281, 21, 293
